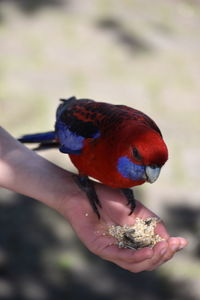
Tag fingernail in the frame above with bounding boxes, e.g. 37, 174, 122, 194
178, 246, 183, 251
178, 244, 185, 250
160, 248, 167, 256
171, 244, 178, 252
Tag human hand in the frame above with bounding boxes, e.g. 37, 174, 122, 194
60, 181, 188, 273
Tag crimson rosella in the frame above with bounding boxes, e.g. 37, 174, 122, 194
19, 96, 168, 218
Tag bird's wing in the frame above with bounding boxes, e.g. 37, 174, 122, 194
116, 104, 162, 137
55, 97, 101, 154
55, 97, 162, 154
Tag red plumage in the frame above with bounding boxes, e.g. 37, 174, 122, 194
19, 97, 168, 217
60, 98, 168, 188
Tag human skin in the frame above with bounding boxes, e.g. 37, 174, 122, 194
0, 127, 188, 272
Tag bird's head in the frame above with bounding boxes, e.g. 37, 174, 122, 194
117, 125, 168, 185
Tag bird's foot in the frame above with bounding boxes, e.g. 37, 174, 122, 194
73, 174, 102, 218
121, 188, 136, 215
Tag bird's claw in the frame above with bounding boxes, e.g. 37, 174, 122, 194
121, 188, 136, 215
73, 174, 102, 218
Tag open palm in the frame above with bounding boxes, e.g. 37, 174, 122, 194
61, 180, 187, 272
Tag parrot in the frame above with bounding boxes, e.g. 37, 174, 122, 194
19, 96, 168, 218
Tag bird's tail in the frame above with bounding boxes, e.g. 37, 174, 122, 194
18, 131, 59, 151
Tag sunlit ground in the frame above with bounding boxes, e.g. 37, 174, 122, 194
0, 0, 200, 299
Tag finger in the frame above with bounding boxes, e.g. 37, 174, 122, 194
162, 237, 188, 262
176, 237, 188, 250
100, 237, 188, 273
113, 248, 164, 273
143, 241, 169, 271
109, 254, 156, 273
101, 244, 154, 264
111, 259, 151, 273
106, 242, 168, 273
125, 247, 154, 263
144, 241, 170, 271
147, 237, 188, 270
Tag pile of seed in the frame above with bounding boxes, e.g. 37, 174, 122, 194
108, 217, 165, 250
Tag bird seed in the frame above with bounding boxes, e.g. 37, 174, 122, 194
108, 217, 165, 250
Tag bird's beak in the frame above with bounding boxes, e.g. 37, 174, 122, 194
144, 166, 161, 183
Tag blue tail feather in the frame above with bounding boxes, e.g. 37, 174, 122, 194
18, 131, 56, 143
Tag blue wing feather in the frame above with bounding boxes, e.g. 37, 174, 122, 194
56, 121, 85, 154
55, 97, 100, 154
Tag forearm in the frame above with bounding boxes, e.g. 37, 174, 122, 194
0, 127, 78, 210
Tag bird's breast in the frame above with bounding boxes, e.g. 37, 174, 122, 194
69, 139, 145, 188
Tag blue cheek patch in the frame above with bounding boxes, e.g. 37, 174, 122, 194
117, 156, 145, 181
56, 122, 85, 154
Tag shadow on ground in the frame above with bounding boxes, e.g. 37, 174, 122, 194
0, 191, 198, 300
164, 203, 200, 259
96, 17, 152, 55
0, 0, 66, 14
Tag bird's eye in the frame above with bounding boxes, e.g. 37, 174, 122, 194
132, 147, 142, 162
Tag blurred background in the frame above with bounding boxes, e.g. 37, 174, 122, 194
0, 0, 200, 299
